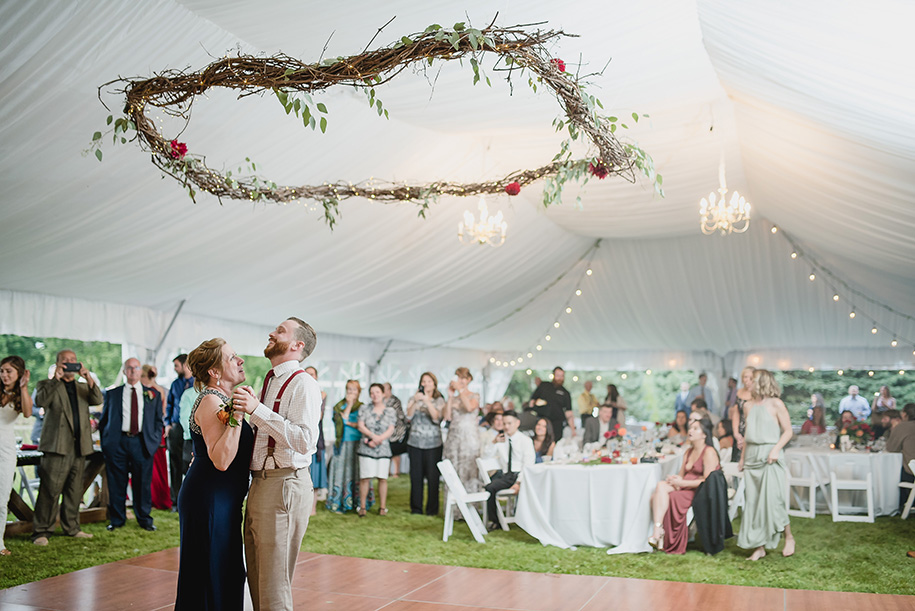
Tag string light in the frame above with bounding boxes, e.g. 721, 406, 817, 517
790, 252, 798, 259
566, 307, 572, 314
833, 294, 839, 301
808, 273, 816, 281
544, 335, 551, 341
891, 339, 898, 347
586, 268, 593, 276
596, 375, 602, 381
849, 310, 856, 319
575, 289, 582, 296
536, 345, 542, 351
645, 369, 652, 375
871, 325, 878, 335
808, 367, 815, 373
553, 321, 560, 328
868, 370, 875, 377
837, 369, 844, 376
770, 226, 778, 234
621, 373, 628, 380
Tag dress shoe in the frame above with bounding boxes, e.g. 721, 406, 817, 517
33, 536, 49, 546
141, 524, 157, 532
486, 522, 500, 532
107, 524, 122, 531
907, 550, 915, 559
72, 531, 93, 539
170, 506, 179, 513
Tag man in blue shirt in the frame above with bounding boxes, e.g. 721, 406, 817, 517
165, 354, 194, 509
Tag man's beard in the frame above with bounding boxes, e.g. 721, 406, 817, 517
264, 338, 290, 359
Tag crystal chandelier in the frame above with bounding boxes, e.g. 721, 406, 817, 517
699, 160, 750, 235
458, 196, 507, 247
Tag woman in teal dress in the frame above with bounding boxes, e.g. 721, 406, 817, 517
326, 379, 372, 513
738, 369, 796, 561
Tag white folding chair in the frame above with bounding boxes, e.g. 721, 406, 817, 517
830, 460, 874, 523
718, 446, 732, 464
721, 462, 744, 522
437, 459, 489, 543
899, 459, 915, 520
786, 455, 818, 519
17, 465, 40, 506
475, 456, 518, 531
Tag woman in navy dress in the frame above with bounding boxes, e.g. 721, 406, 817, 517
175, 339, 254, 611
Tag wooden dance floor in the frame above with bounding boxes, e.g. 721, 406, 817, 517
0, 549, 911, 611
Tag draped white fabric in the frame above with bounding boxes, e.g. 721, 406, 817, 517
1, 0, 913, 379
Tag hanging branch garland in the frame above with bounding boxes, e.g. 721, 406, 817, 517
91, 21, 662, 228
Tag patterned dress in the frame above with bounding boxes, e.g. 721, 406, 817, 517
443, 393, 481, 493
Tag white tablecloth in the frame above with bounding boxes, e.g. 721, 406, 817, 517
514, 454, 683, 553
784, 448, 902, 516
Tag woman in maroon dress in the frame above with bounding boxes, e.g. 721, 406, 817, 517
143, 365, 171, 510
649, 417, 719, 553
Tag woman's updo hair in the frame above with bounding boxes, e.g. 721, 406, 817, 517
455, 366, 473, 382
141, 364, 157, 382
188, 338, 226, 391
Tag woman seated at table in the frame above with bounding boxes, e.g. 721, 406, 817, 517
667, 410, 688, 445
649, 417, 720, 554
532, 417, 555, 463
478, 411, 504, 446
800, 405, 827, 435
716, 419, 735, 450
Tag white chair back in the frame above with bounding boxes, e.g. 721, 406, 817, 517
437, 459, 490, 543
900, 459, 915, 520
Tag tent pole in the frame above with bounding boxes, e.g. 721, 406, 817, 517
152, 299, 186, 360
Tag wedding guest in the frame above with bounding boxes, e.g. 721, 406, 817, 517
730, 368, 754, 464
406, 372, 445, 515
687, 373, 716, 420
142, 364, 171, 510
668, 410, 689, 445
603, 383, 627, 422
838, 385, 871, 421
33, 350, 102, 546
483, 410, 534, 531
443, 367, 481, 495
872, 410, 894, 440
724, 377, 738, 411
873, 385, 896, 414
806, 393, 826, 422
532, 417, 555, 463
649, 417, 719, 553
479, 411, 504, 446
99, 358, 164, 532
835, 409, 856, 430
166, 354, 194, 509
304, 366, 327, 516
674, 382, 691, 415
689, 398, 718, 425
583, 405, 616, 444
527, 367, 576, 439
578, 380, 601, 428
383, 382, 406, 479
175, 339, 253, 611
326, 380, 365, 513
716, 419, 735, 451
887, 403, 915, 511
800, 405, 827, 435
738, 370, 795, 561
1, 356, 33, 556
356, 384, 396, 517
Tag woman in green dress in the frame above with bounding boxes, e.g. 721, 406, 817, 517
738, 369, 796, 561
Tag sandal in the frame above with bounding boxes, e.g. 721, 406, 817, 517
357, 507, 366, 518
379, 508, 388, 516
0, 548, 10, 556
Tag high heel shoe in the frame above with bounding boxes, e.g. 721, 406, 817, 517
648, 523, 663, 550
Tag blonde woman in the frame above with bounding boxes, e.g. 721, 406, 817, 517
738, 369, 795, 561
442, 367, 481, 493
729, 366, 755, 463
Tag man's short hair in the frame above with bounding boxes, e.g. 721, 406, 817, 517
287, 317, 317, 359
903, 403, 915, 421
885, 409, 901, 421
553, 366, 564, 373
56, 349, 75, 363
698, 372, 707, 380
691, 398, 708, 411
174, 353, 188, 365
502, 410, 520, 421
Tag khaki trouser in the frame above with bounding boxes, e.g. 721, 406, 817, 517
245, 467, 313, 611
34, 443, 86, 539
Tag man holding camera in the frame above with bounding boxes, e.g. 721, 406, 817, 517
32, 349, 103, 545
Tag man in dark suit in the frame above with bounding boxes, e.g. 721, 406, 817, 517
33, 350, 104, 546
583, 405, 617, 444
99, 357, 164, 531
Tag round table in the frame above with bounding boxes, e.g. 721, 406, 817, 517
514, 453, 683, 553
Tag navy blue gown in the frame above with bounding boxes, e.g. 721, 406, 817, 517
175, 389, 253, 611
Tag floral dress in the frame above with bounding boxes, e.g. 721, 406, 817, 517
443, 393, 481, 493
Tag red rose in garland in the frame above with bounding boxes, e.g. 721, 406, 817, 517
169, 139, 188, 159
589, 158, 609, 179
550, 58, 566, 72
504, 181, 521, 196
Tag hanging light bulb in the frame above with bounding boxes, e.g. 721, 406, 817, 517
770, 226, 778, 234
544, 335, 551, 341
489, 357, 495, 363
586, 268, 593, 276
790, 252, 798, 259
849, 310, 856, 319
566, 307, 572, 314
536, 345, 542, 351
809, 273, 816, 281
527, 352, 533, 358
575, 289, 582, 296
837, 370, 844, 376
891, 339, 898, 347
553, 321, 560, 328
833, 294, 839, 302
868, 370, 875, 377
808, 367, 815, 373
871, 325, 878, 335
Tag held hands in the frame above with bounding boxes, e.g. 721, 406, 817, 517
231, 386, 258, 414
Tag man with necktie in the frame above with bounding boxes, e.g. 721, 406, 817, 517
232, 317, 322, 611
99, 357, 164, 531
482, 410, 535, 532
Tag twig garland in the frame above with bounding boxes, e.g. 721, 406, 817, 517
92, 22, 662, 228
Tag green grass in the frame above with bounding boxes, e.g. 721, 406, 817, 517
4, 477, 915, 595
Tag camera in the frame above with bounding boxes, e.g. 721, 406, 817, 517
63, 362, 82, 373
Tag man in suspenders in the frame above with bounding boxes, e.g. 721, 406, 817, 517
232, 317, 321, 611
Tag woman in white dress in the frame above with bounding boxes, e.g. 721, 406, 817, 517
442, 367, 481, 493
1, 356, 33, 556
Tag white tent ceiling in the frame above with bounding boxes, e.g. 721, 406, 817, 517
1, 0, 914, 375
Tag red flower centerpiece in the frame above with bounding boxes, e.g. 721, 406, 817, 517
504, 181, 521, 196
169, 139, 188, 160
589, 158, 609, 179
550, 58, 566, 73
